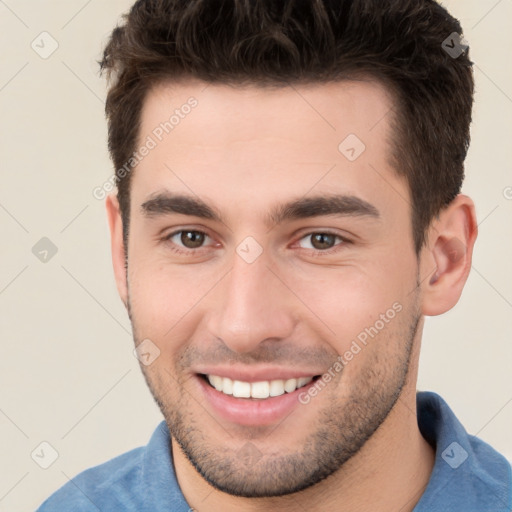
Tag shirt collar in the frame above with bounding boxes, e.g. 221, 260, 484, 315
141, 421, 191, 511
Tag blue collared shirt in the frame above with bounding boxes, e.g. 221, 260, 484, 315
36, 391, 511, 511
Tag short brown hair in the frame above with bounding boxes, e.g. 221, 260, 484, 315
100, 0, 474, 254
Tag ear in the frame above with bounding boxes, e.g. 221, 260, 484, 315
419, 194, 478, 316
105, 193, 128, 308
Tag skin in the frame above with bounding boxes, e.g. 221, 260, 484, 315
106, 79, 477, 511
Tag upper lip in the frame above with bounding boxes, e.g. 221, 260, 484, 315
194, 366, 322, 383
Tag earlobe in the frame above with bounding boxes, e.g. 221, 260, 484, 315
421, 195, 478, 316
105, 193, 128, 308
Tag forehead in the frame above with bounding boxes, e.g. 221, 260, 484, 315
140, 78, 395, 149
132, 78, 405, 219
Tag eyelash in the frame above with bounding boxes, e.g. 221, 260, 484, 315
162, 229, 350, 256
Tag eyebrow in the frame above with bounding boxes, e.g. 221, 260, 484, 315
140, 191, 380, 227
268, 194, 380, 225
141, 193, 223, 222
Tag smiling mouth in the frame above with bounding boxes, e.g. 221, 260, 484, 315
199, 374, 322, 400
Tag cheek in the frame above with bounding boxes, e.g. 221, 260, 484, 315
127, 259, 218, 339
281, 263, 408, 345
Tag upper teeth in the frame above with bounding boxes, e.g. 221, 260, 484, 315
206, 375, 313, 399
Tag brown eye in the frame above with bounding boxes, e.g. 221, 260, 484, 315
310, 233, 336, 250
180, 230, 206, 248
163, 229, 216, 256
297, 232, 345, 252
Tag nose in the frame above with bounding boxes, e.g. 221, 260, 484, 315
206, 249, 296, 354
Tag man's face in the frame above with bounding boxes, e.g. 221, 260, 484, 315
123, 79, 424, 497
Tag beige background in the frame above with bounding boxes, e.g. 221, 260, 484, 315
0, 1, 511, 510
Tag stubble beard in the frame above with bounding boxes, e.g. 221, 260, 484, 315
127, 290, 421, 498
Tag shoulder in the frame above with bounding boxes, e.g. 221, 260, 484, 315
35, 421, 183, 511
36, 446, 146, 511
465, 432, 512, 505
416, 391, 512, 511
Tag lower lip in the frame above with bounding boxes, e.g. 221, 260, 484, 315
195, 375, 318, 426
